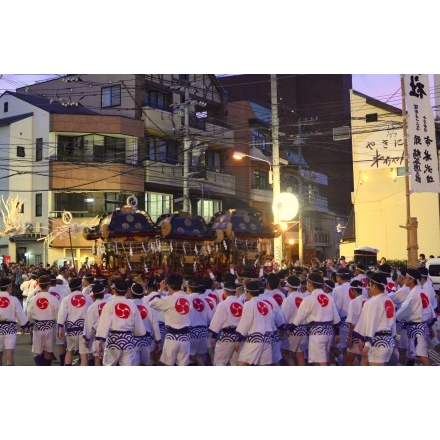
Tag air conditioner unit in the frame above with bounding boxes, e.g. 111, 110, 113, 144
25, 222, 34, 233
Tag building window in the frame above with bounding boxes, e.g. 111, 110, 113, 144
253, 170, 270, 190
3, 102, 8, 113
146, 137, 178, 164
284, 175, 298, 193
197, 199, 222, 222
17, 146, 25, 157
146, 192, 173, 221
145, 90, 171, 110
205, 150, 221, 172
366, 113, 378, 123
94, 136, 126, 162
36, 138, 43, 161
35, 254, 42, 266
101, 84, 121, 108
35, 193, 42, 217
57, 134, 128, 163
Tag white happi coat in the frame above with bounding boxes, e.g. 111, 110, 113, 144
0, 291, 29, 334
353, 292, 396, 344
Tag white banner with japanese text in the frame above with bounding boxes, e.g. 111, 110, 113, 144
404, 74, 440, 193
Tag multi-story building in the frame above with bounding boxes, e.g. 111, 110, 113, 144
340, 89, 440, 261
218, 74, 354, 217
220, 75, 350, 263
1, 73, 351, 268
0, 74, 234, 267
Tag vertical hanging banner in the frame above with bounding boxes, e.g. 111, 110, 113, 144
404, 74, 440, 193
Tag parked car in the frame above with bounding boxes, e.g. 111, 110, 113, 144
426, 258, 440, 292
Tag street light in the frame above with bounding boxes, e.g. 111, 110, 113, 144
233, 151, 297, 263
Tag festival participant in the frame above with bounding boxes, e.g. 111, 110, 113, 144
259, 276, 285, 365
83, 282, 109, 366
418, 267, 438, 311
57, 277, 93, 366
281, 276, 308, 366
95, 279, 145, 366
292, 273, 341, 366
26, 275, 60, 366
331, 267, 352, 365
20, 272, 37, 313
82, 273, 95, 297
48, 275, 68, 366
395, 268, 436, 366
345, 279, 368, 366
187, 278, 212, 366
150, 274, 192, 366
353, 272, 396, 366
0, 277, 30, 366
130, 283, 161, 366
234, 280, 274, 366
389, 267, 411, 365
377, 263, 397, 295
351, 264, 368, 289
209, 282, 243, 366
56, 266, 70, 287
322, 279, 335, 296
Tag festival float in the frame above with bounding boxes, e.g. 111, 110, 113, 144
81, 196, 282, 279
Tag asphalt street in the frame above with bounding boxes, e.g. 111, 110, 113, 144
8, 329, 440, 366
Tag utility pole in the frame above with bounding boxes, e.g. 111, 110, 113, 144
297, 118, 303, 266
171, 82, 206, 214
271, 74, 282, 264
183, 85, 190, 213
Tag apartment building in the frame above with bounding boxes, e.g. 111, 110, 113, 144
1, 74, 234, 266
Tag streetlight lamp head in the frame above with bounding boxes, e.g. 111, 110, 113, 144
272, 192, 299, 222
232, 152, 244, 160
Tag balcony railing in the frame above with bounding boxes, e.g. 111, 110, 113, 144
302, 195, 328, 213
145, 161, 235, 195
304, 229, 330, 246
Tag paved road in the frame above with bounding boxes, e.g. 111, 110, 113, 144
10, 331, 440, 366
12, 331, 72, 366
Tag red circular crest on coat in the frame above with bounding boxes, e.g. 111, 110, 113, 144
384, 299, 394, 318
273, 293, 284, 306
317, 294, 329, 307
263, 299, 273, 309
115, 302, 131, 319
386, 282, 395, 293
294, 297, 303, 308
137, 304, 148, 319
420, 292, 430, 309
193, 298, 205, 312
205, 297, 215, 310
361, 300, 366, 308
222, 292, 227, 301
257, 301, 269, 316
36, 297, 49, 310
71, 294, 86, 308
175, 297, 190, 315
0, 297, 10, 308
361, 278, 368, 288
349, 290, 356, 300
98, 303, 106, 316
50, 292, 60, 300
208, 292, 219, 304
230, 302, 243, 317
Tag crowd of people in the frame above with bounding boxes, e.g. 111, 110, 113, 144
0, 256, 439, 366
